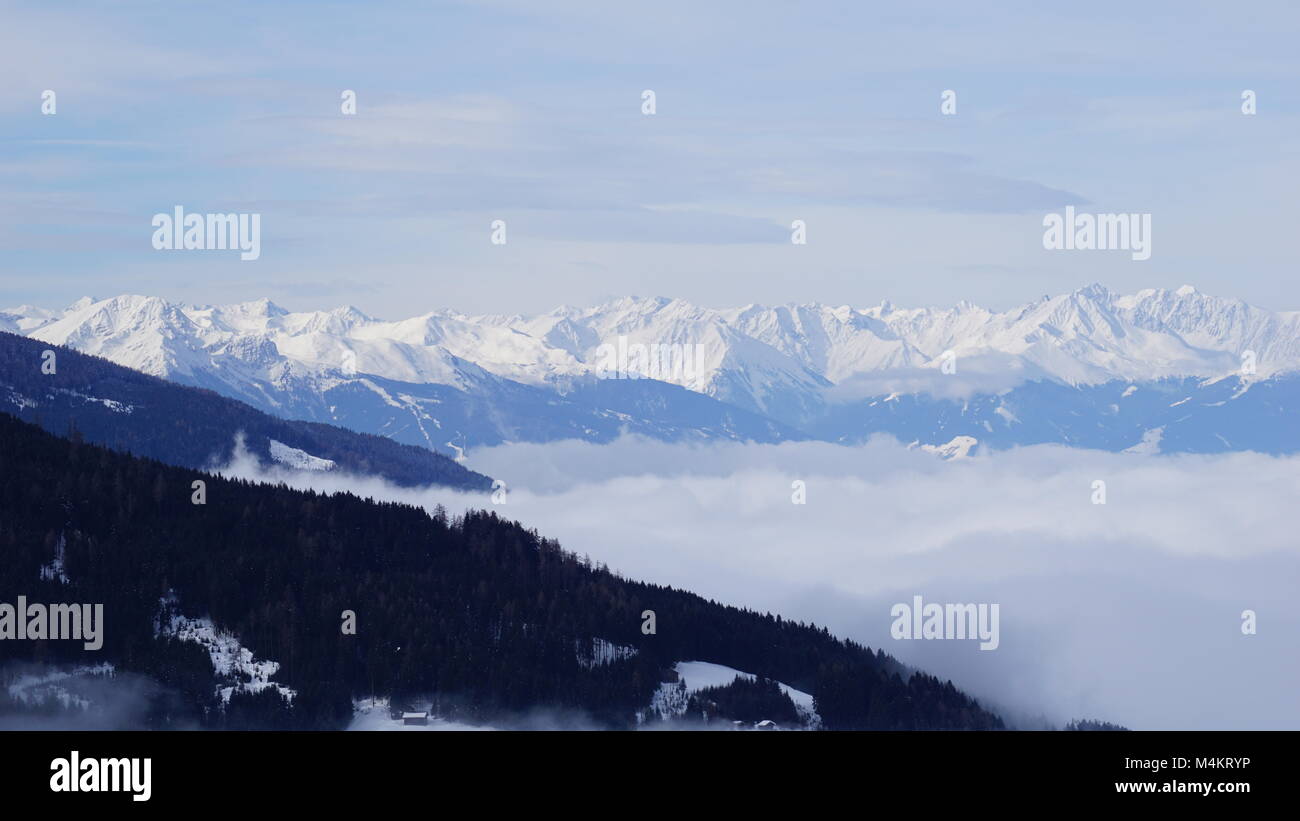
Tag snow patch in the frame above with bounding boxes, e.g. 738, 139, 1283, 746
268, 439, 336, 472
154, 593, 296, 705
994, 405, 1020, 425
39, 532, 69, 584
575, 637, 638, 669
347, 697, 495, 731
639, 661, 820, 729
1123, 427, 1165, 455
917, 435, 978, 460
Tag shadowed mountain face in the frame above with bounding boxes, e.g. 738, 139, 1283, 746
0, 331, 492, 490
810, 373, 1300, 454
0, 412, 1003, 731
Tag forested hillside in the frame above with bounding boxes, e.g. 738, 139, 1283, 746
0, 331, 491, 490
0, 412, 1001, 730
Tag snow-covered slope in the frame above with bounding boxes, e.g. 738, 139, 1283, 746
154, 592, 295, 706
641, 661, 821, 729
268, 439, 336, 472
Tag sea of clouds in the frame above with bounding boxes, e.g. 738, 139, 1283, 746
217, 435, 1300, 730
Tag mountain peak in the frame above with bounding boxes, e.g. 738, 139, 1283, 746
1073, 282, 1114, 300
331, 305, 372, 322
221, 297, 290, 319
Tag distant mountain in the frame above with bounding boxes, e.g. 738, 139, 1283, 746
5, 295, 802, 454
0, 331, 492, 490
0, 412, 1003, 730
8, 285, 1299, 455
814, 373, 1300, 454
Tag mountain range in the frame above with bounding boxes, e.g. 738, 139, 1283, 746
7, 284, 1298, 457
0, 331, 491, 490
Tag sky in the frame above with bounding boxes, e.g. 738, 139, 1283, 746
2, 1, 1298, 317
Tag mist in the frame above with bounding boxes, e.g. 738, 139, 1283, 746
0, 663, 195, 730
214, 434, 1300, 730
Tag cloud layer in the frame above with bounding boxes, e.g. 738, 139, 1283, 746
216, 434, 1300, 729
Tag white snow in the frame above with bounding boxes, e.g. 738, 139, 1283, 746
267, 439, 335, 472
1124, 427, 1165, 455
575, 637, 638, 669
446, 439, 467, 463
640, 661, 821, 729
918, 435, 978, 459
14, 284, 1298, 419
60, 389, 134, 413
347, 698, 494, 731
642, 680, 691, 723
155, 594, 296, 705
994, 405, 1019, 425
39, 532, 69, 584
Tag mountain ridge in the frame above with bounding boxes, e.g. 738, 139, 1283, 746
0, 330, 493, 490
12, 284, 1296, 395
8, 284, 1299, 456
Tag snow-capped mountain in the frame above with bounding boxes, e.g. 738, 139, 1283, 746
8, 284, 1300, 455
0, 330, 493, 489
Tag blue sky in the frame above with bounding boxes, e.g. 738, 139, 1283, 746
2, 0, 1298, 316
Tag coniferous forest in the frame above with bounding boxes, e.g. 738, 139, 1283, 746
0, 411, 1002, 730
684, 676, 803, 726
